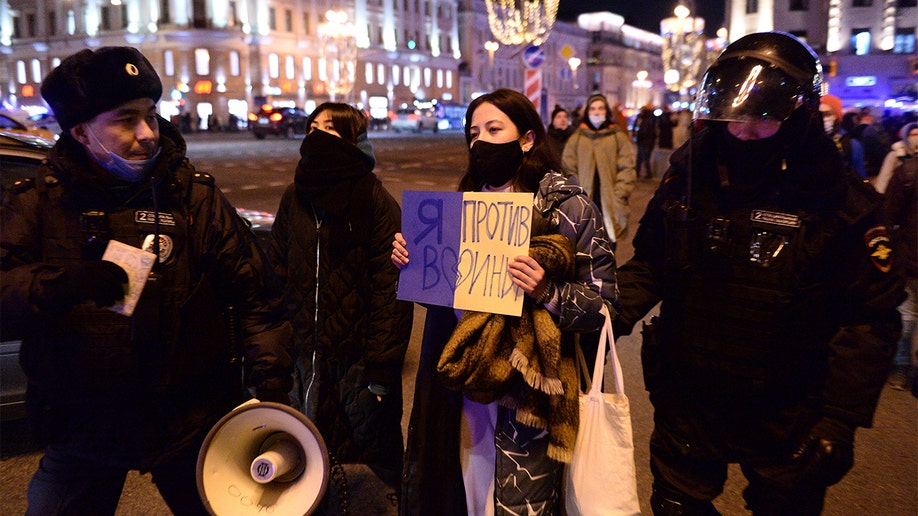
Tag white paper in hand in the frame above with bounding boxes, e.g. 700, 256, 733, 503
101, 240, 157, 317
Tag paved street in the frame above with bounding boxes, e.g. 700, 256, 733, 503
1, 131, 915, 515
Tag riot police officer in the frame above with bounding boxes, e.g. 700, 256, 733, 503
614, 32, 904, 514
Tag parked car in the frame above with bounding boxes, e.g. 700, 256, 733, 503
248, 106, 310, 139
26, 112, 63, 138
0, 130, 56, 421
0, 112, 57, 141
390, 107, 441, 133
0, 130, 274, 421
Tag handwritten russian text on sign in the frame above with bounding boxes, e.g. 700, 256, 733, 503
397, 191, 534, 316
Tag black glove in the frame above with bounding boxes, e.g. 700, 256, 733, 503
791, 417, 855, 487
40, 260, 128, 312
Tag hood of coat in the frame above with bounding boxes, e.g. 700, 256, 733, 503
535, 170, 587, 215
293, 129, 376, 216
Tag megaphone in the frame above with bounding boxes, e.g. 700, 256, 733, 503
197, 400, 329, 516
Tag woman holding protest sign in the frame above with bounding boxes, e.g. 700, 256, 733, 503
391, 89, 620, 515
267, 102, 413, 507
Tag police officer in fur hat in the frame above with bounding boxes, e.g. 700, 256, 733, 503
1, 47, 294, 514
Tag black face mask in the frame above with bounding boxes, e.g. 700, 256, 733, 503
469, 140, 524, 188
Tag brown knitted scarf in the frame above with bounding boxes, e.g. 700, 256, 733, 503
437, 233, 580, 462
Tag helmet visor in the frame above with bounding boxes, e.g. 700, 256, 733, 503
693, 58, 808, 123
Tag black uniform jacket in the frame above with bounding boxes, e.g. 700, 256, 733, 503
0, 120, 294, 469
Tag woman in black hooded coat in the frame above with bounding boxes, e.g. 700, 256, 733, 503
267, 103, 413, 499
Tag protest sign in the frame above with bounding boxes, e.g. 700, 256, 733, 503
397, 190, 533, 316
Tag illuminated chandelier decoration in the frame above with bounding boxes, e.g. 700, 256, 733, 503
485, 0, 560, 46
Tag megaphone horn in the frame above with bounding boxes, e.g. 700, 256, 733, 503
197, 400, 329, 516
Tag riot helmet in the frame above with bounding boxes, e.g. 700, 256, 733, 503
694, 32, 822, 125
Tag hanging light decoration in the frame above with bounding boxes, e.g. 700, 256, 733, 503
484, 0, 560, 46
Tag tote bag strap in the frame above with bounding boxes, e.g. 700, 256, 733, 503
590, 304, 625, 396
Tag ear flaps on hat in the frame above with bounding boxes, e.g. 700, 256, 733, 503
41, 47, 163, 132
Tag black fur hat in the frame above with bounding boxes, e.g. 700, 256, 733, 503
41, 47, 162, 132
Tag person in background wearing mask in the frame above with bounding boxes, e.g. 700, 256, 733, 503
819, 94, 866, 178
546, 104, 573, 161
562, 93, 636, 249
1, 47, 294, 515
266, 102, 413, 509
391, 89, 619, 515
613, 32, 903, 514
873, 121, 918, 194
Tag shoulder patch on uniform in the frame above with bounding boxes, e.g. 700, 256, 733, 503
191, 172, 215, 186
864, 225, 893, 273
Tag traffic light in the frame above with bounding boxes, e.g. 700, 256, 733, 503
828, 59, 838, 77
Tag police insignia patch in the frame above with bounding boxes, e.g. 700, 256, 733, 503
864, 226, 893, 273
142, 234, 174, 263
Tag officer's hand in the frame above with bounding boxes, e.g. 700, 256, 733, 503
791, 417, 855, 487
42, 260, 128, 312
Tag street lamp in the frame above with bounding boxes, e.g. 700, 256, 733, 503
632, 70, 653, 107
660, 3, 705, 105
484, 40, 499, 90
318, 9, 356, 102
568, 56, 581, 90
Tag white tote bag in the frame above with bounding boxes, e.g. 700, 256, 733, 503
565, 305, 641, 515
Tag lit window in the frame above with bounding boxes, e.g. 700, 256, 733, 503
195, 48, 210, 75
303, 57, 312, 80
229, 51, 240, 76
393, 65, 400, 86
852, 29, 871, 55
269, 53, 279, 79
16, 60, 26, 84
164, 50, 174, 76
286, 55, 295, 79
377, 64, 385, 85
31, 59, 41, 83
366, 62, 374, 84
893, 28, 916, 54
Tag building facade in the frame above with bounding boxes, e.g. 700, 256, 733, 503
0, 0, 669, 128
725, 0, 917, 112
0, 0, 464, 129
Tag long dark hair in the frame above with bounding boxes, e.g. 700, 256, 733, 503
305, 102, 367, 145
459, 89, 561, 193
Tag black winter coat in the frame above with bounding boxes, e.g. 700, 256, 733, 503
0, 120, 294, 469
267, 131, 412, 481
616, 123, 904, 440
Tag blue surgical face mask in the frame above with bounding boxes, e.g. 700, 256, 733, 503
85, 124, 160, 182
588, 114, 606, 128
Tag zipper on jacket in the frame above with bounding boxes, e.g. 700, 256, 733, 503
303, 207, 322, 415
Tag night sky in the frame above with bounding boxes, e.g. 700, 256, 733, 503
557, 0, 728, 37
